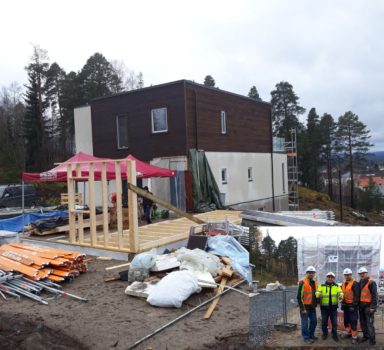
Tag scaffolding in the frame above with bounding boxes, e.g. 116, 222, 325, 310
285, 129, 299, 210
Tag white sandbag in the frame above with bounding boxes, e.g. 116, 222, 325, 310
147, 270, 201, 308
176, 248, 222, 276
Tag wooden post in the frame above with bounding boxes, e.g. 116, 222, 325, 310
127, 160, 139, 252
67, 163, 76, 243
88, 162, 97, 246
76, 163, 84, 244
127, 183, 205, 225
101, 162, 109, 247
115, 161, 123, 249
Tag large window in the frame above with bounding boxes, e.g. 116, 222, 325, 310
221, 168, 228, 184
151, 107, 168, 133
116, 115, 129, 149
221, 111, 227, 134
248, 167, 253, 182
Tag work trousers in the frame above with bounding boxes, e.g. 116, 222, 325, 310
301, 308, 317, 340
343, 306, 358, 337
144, 204, 152, 224
320, 306, 338, 336
359, 305, 375, 342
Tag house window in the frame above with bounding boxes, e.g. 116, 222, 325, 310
151, 107, 168, 133
282, 163, 286, 193
221, 168, 228, 184
116, 115, 129, 149
248, 167, 253, 182
221, 110, 226, 134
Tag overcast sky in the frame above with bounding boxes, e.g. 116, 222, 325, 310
1, 1, 383, 150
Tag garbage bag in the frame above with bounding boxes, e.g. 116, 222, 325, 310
147, 270, 201, 308
131, 250, 156, 269
176, 248, 222, 276
207, 235, 251, 282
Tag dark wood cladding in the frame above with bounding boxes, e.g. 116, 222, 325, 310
185, 84, 272, 153
91, 82, 187, 161
90, 80, 272, 161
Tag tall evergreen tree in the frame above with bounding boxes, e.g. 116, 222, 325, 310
261, 234, 276, 272
335, 111, 373, 208
203, 75, 215, 87
270, 81, 305, 141
301, 108, 322, 190
79, 53, 123, 101
248, 85, 262, 101
23, 45, 50, 170
45, 62, 67, 159
319, 113, 337, 199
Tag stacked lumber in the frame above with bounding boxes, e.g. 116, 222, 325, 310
0, 243, 87, 282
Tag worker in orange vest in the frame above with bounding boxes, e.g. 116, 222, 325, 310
341, 268, 360, 345
358, 267, 377, 345
297, 266, 318, 344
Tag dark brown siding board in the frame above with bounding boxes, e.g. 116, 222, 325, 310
185, 84, 272, 153
91, 82, 187, 161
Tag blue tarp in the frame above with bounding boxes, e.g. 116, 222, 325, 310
0, 211, 68, 232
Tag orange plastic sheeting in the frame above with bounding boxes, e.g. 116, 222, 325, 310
0, 256, 39, 280
0, 246, 50, 266
48, 275, 65, 282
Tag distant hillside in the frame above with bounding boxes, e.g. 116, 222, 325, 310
366, 151, 384, 161
298, 186, 384, 225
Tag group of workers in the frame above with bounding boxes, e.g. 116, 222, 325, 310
297, 265, 378, 345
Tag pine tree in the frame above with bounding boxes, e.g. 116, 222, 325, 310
23, 45, 50, 170
319, 113, 336, 199
203, 75, 215, 87
248, 86, 262, 101
79, 53, 123, 101
270, 81, 305, 141
335, 111, 373, 208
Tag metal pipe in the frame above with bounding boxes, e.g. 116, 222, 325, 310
128, 280, 245, 350
2, 283, 47, 304
197, 279, 255, 297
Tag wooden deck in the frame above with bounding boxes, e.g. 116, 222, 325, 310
29, 210, 241, 253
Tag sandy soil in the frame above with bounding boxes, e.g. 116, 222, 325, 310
0, 259, 249, 350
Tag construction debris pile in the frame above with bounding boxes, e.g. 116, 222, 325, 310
0, 243, 87, 282
122, 232, 250, 317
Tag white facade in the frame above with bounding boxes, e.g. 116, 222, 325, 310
74, 106, 93, 154
205, 152, 288, 211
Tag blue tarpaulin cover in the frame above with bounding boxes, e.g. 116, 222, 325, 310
0, 211, 68, 232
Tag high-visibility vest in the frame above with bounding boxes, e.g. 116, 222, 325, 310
300, 277, 318, 305
317, 284, 341, 306
360, 278, 372, 303
342, 280, 355, 304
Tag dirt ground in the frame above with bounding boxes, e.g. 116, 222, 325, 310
0, 259, 249, 350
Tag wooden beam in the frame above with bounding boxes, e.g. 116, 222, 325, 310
115, 161, 123, 249
204, 277, 228, 319
67, 164, 76, 244
127, 160, 139, 252
76, 163, 84, 244
101, 162, 109, 248
127, 183, 205, 225
88, 162, 97, 246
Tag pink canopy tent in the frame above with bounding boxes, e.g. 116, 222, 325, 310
22, 152, 175, 182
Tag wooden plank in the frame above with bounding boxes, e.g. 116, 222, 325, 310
105, 262, 131, 271
101, 162, 109, 248
204, 277, 228, 319
115, 161, 123, 249
76, 163, 84, 244
67, 164, 76, 244
127, 160, 139, 252
127, 182, 205, 225
88, 162, 97, 246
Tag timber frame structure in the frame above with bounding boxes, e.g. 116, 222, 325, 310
63, 158, 241, 253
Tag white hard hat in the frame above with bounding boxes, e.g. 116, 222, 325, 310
358, 267, 368, 274
306, 266, 316, 272
343, 268, 353, 275
326, 271, 335, 277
